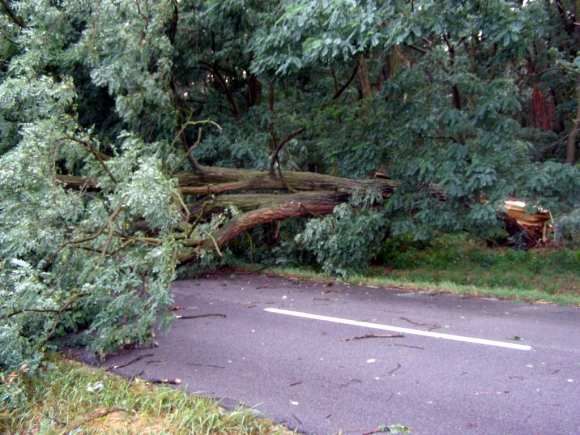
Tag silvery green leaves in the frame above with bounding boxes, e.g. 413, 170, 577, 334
0, 0, 182, 372
70, 0, 176, 129
119, 156, 182, 232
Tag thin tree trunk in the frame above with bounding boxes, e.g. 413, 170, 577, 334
566, 77, 580, 165
248, 74, 262, 107
357, 56, 373, 99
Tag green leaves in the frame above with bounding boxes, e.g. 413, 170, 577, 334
252, 0, 391, 75
296, 204, 387, 278
0, 0, 182, 376
119, 157, 182, 231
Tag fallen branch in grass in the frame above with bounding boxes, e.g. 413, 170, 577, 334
85, 407, 134, 421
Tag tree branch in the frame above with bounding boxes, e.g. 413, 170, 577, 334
57, 137, 117, 183
200, 61, 241, 121
0, 292, 89, 321
269, 126, 305, 177
405, 43, 428, 54
0, 0, 26, 28
100, 205, 124, 260
167, 0, 179, 43
567, 76, 580, 165
333, 62, 360, 101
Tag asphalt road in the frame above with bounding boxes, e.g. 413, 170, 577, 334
98, 273, 580, 435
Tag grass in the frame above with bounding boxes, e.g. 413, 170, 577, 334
371, 235, 580, 305
238, 235, 580, 306
0, 354, 293, 435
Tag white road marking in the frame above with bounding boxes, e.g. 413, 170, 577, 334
265, 308, 532, 351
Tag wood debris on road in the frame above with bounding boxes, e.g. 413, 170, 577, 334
342, 334, 404, 342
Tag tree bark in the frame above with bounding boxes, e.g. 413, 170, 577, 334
174, 165, 400, 197
567, 77, 580, 165
248, 74, 262, 107
197, 202, 338, 255
357, 56, 373, 99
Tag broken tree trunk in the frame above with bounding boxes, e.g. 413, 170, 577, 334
502, 201, 552, 247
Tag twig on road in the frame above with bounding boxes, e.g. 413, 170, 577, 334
362, 428, 387, 435
187, 362, 225, 369
342, 334, 404, 342
400, 316, 440, 331
176, 313, 226, 319
337, 379, 362, 387
389, 344, 425, 350
388, 363, 401, 375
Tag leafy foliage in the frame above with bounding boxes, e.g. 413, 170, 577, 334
297, 203, 386, 278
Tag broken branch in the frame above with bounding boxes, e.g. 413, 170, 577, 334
57, 137, 117, 184
269, 126, 306, 177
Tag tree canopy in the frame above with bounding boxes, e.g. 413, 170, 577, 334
1, 0, 580, 379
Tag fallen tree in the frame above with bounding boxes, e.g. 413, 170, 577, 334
57, 162, 551, 261
56, 162, 443, 264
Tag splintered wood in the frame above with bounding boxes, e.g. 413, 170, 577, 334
504, 200, 552, 246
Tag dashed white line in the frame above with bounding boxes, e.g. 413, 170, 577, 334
265, 308, 532, 351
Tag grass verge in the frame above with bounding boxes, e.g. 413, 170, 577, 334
0, 354, 292, 435
235, 236, 580, 306
239, 265, 580, 306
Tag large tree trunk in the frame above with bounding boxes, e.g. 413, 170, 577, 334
57, 166, 405, 262
174, 165, 399, 196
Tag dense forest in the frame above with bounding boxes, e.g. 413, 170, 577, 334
1, 0, 580, 375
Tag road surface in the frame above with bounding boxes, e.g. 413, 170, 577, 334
98, 273, 580, 435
